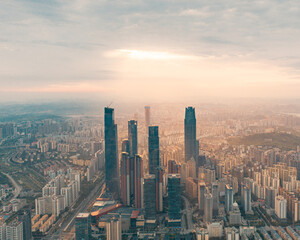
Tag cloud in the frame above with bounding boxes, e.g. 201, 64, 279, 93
0, 0, 300, 102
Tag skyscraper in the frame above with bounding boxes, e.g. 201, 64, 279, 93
104, 107, 119, 195
75, 213, 91, 240
184, 107, 197, 162
145, 106, 150, 129
149, 126, 159, 174
120, 152, 130, 206
18, 208, 32, 240
134, 155, 144, 208
225, 184, 233, 213
212, 183, 219, 216
204, 193, 213, 223
198, 182, 206, 215
144, 174, 156, 219
128, 120, 138, 157
156, 166, 164, 212
241, 185, 251, 214
168, 174, 181, 221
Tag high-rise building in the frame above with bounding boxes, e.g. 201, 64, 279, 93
144, 174, 156, 219
104, 107, 119, 195
106, 216, 121, 240
212, 183, 219, 216
128, 120, 138, 157
198, 182, 206, 214
149, 126, 159, 174
120, 152, 130, 206
225, 184, 233, 213
156, 166, 164, 212
18, 208, 32, 240
145, 106, 150, 129
134, 155, 144, 208
6, 221, 23, 240
241, 185, 251, 214
121, 139, 130, 154
204, 193, 213, 223
184, 107, 197, 162
168, 174, 181, 221
75, 213, 91, 240
0, 222, 6, 240
275, 195, 287, 219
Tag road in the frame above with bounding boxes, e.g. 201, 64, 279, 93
2, 172, 22, 200
181, 196, 193, 233
45, 176, 105, 239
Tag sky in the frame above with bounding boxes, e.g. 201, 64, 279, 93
0, 0, 300, 103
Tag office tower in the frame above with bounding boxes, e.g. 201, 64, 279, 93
204, 193, 213, 223
128, 120, 138, 157
168, 160, 180, 174
104, 107, 119, 195
106, 216, 121, 240
134, 155, 144, 208
156, 166, 164, 212
198, 182, 206, 214
229, 202, 241, 225
149, 126, 159, 174
168, 174, 181, 221
145, 106, 150, 128
275, 195, 287, 219
241, 185, 251, 213
225, 184, 233, 213
184, 107, 197, 162
6, 221, 23, 240
120, 152, 130, 206
212, 183, 219, 216
144, 174, 156, 219
121, 139, 130, 153
18, 208, 32, 240
75, 213, 91, 240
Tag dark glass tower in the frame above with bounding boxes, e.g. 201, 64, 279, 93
104, 107, 119, 195
128, 120, 138, 157
18, 208, 32, 240
168, 174, 181, 220
144, 174, 156, 219
184, 107, 197, 162
148, 126, 159, 174
75, 213, 91, 240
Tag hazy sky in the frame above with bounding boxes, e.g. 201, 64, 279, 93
0, 0, 300, 103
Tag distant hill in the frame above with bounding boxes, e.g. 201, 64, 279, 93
228, 132, 300, 151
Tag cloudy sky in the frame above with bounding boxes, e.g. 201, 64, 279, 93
0, 0, 300, 103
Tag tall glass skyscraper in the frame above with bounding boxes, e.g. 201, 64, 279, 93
75, 213, 91, 240
144, 174, 156, 219
225, 184, 233, 213
120, 152, 130, 206
168, 174, 181, 221
104, 107, 119, 195
149, 126, 159, 174
128, 120, 138, 157
184, 107, 197, 162
134, 154, 144, 208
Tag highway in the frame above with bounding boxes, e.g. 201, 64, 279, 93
2, 172, 22, 200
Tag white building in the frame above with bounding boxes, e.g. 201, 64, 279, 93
275, 195, 287, 219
